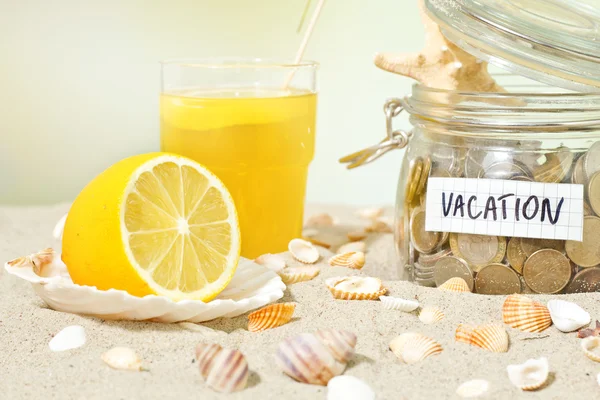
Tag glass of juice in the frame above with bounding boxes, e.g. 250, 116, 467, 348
160, 58, 318, 259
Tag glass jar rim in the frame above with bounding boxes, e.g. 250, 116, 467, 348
160, 57, 319, 69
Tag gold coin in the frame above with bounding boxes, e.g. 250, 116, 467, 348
409, 207, 440, 254
572, 155, 587, 184
533, 148, 574, 183
519, 238, 565, 257
587, 172, 600, 216
433, 256, 474, 291
506, 237, 527, 274
405, 157, 423, 205
584, 141, 600, 180
523, 249, 572, 294
565, 267, 600, 293
415, 156, 431, 196
584, 200, 594, 216
449, 233, 506, 273
565, 216, 600, 267
475, 263, 522, 295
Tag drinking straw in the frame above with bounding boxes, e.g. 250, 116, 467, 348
284, 0, 326, 88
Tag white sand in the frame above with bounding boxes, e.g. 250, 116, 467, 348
1, 203, 599, 399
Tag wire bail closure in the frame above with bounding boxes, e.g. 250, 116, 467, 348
339, 98, 412, 169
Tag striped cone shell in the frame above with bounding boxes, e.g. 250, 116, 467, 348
248, 302, 296, 332
502, 294, 552, 333
455, 323, 509, 353
195, 343, 248, 393
438, 277, 471, 293
275, 329, 357, 385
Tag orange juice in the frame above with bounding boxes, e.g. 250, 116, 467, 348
160, 89, 317, 258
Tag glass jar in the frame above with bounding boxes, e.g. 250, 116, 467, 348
345, 78, 600, 294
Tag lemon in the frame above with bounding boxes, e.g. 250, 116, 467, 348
62, 153, 240, 301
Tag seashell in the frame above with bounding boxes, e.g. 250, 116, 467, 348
302, 228, 319, 237
195, 343, 249, 392
303, 236, 332, 249
248, 302, 296, 332
581, 336, 600, 362
389, 332, 442, 364
507, 357, 549, 391
365, 219, 393, 233
379, 295, 419, 312
276, 329, 357, 385
49, 325, 86, 352
456, 379, 489, 398
328, 252, 366, 270
5, 252, 285, 323
547, 299, 591, 333
288, 238, 320, 264
597, 372, 600, 387
439, 277, 471, 293
347, 230, 367, 242
306, 213, 335, 227
356, 207, 384, 220
53, 213, 67, 240
419, 306, 445, 324
337, 241, 367, 254
455, 323, 509, 353
327, 375, 376, 400
502, 294, 552, 333
278, 266, 320, 284
7, 248, 67, 278
101, 347, 143, 371
255, 253, 286, 272
325, 276, 387, 300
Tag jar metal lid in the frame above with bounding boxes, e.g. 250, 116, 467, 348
424, 0, 600, 92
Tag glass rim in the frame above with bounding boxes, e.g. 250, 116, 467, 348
160, 57, 319, 69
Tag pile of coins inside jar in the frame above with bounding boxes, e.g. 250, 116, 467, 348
404, 141, 600, 294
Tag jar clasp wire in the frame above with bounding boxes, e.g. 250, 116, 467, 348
339, 97, 411, 169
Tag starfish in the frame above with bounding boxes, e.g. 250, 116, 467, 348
578, 320, 600, 338
374, 0, 506, 92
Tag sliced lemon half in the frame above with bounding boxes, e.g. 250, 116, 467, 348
62, 153, 240, 301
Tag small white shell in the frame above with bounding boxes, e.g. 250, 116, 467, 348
419, 306, 445, 324
302, 228, 319, 237
255, 253, 286, 273
389, 332, 442, 364
328, 252, 366, 270
306, 213, 335, 227
288, 238, 320, 264
53, 213, 67, 240
365, 219, 392, 233
456, 379, 489, 398
347, 230, 367, 242
507, 357, 549, 391
101, 347, 142, 371
49, 325, 86, 352
278, 266, 320, 284
582, 336, 600, 362
337, 242, 367, 254
379, 295, 419, 312
356, 207, 384, 220
547, 299, 591, 332
327, 375, 376, 400
325, 276, 387, 300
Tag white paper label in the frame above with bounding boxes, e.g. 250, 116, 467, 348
424, 178, 584, 242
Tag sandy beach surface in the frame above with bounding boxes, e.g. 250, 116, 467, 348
2, 203, 600, 399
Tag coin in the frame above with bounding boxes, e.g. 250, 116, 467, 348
587, 172, 600, 216
405, 157, 423, 205
430, 165, 452, 178
510, 175, 534, 182
565, 216, 600, 267
572, 154, 587, 184
584, 200, 595, 216
418, 247, 452, 268
585, 141, 600, 180
523, 249, 572, 294
409, 207, 441, 254
475, 263, 522, 295
519, 238, 565, 257
565, 267, 600, 293
449, 233, 506, 272
416, 156, 432, 196
480, 161, 532, 180
533, 147, 574, 183
433, 256, 474, 290
506, 237, 527, 274
415, 276, 436, 287
432, 146, 464, 177
465, 149, 513, 179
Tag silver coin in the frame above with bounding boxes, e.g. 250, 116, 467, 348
585, 141, 600, 180
572, 154, 587, 184
465, 149, 513, 179
480, 160, 532, 180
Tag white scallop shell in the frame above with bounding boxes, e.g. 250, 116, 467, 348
288, 238, 320, 264
547, 299, 591, 332
337, 241, 367, 254
456, 379, 489, 398
101, 347, 142, 371
327, 375, 376, 400
49, 325, 86, 352
355, 207, 384, 220
582, 336, 600, 362
389, 332, 442, 364
255, 253, 286, 273
5, 250, 285, 323
506, 357, 549, 391
419, 306, 445, 324
53, 213, 68, 241
379, 295, 419, 312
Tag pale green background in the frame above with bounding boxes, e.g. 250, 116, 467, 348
1, 0, 428, 206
